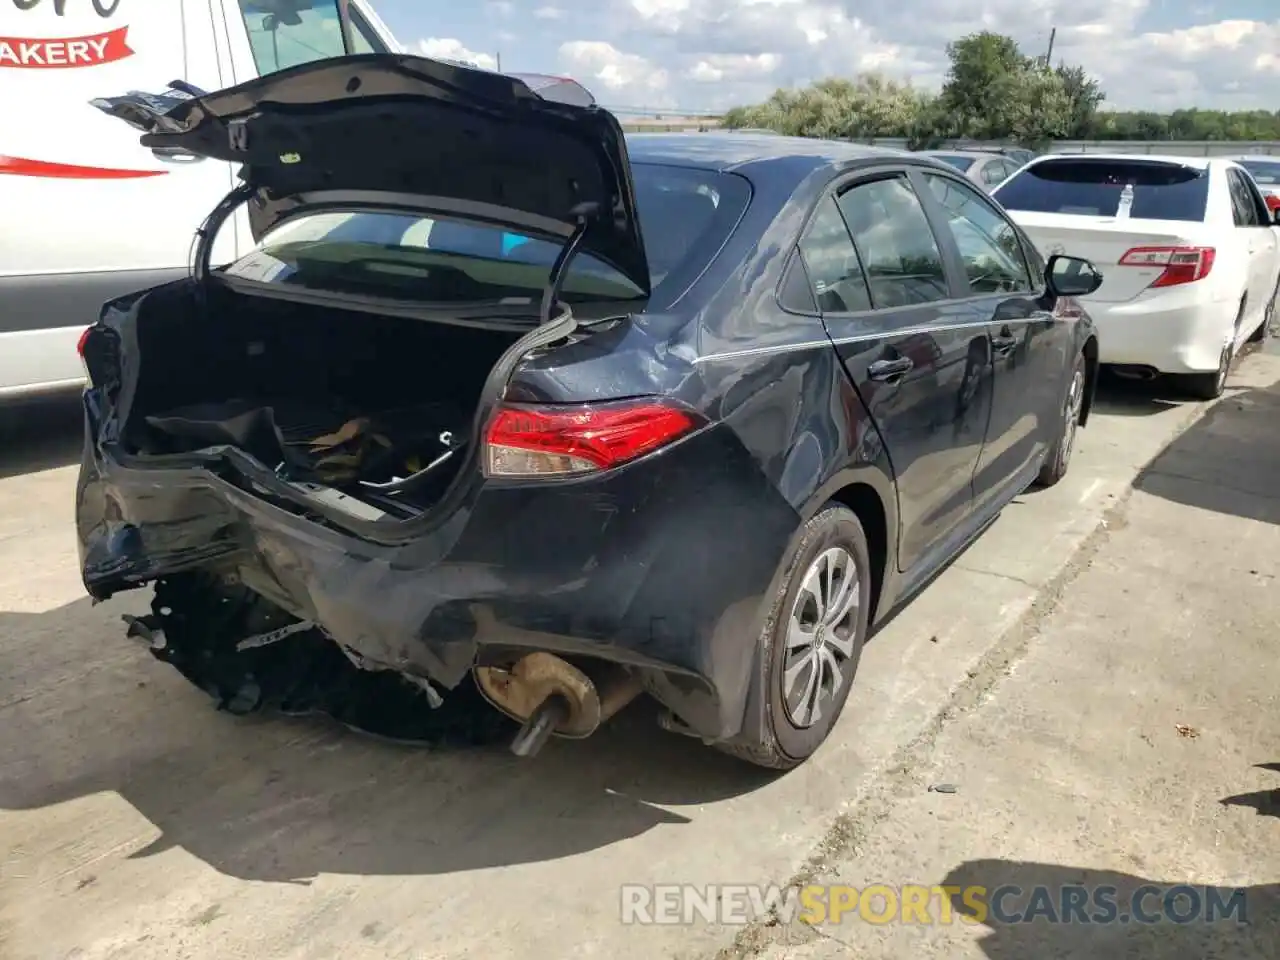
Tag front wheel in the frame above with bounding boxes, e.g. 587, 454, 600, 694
1034, 350, 1086, 489
716, 504, 872, 770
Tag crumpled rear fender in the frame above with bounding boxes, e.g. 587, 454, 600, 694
77, 409, 803, 742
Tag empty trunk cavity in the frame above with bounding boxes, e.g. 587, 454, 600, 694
116, 284, 527, 516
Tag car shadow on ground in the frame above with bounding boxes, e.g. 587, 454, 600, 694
938, 859, 1279, 958
0, 596, 772, 885
0, 392, 82, 480
1220, 763, 1280, 821
1133, 379, 1280, 526
1088, 368, 1192, 418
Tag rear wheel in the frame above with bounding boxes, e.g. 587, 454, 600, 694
1249, 280, 1278, 343
1180, 340, 1233, 401
716, 504, 871, 770
1034, 350, 1086, 489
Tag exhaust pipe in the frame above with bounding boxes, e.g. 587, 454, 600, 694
474, 652, 643, 758
1110, 364, 1158, 382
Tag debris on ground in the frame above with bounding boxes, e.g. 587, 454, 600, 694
1175, 723, 1199, 739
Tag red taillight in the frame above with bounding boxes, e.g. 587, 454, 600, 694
1265, 194, 1280, 214
77, 326, 94, 383
1118, 245, 1215, 288
483, 399, 704, 478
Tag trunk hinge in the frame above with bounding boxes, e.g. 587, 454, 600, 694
540, 201, 599, 325
191, 180, 257, 290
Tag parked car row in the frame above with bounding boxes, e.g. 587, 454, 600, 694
920, 149, 1024, 192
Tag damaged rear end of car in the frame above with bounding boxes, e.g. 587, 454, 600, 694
77, 53, 771, 756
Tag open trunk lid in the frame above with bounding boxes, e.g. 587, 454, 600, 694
1008, 212, 1213, 303
90, 54, 651, 296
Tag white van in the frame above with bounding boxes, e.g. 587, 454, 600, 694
0, 0, 400, 401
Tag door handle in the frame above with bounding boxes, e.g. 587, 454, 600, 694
991, 333, 1018, 354
868, 357, 913, 381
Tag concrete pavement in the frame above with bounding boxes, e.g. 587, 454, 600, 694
1, 355, 1278, 960
742, 354, 1280, 959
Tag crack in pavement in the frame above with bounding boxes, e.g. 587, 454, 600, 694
951, 565, 1040, 589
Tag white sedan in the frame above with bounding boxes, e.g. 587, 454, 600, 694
992, 153, 1280, 398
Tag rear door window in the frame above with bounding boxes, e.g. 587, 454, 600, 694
1228, 168, 1270, 226
995, 159, 1210, 222
236, 0, 386, 75
837, 176, 950, 307
1227, 170, 1258, 226
797, 198, 872, 313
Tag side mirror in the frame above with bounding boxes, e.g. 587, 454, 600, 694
1045, 253, 1103, 298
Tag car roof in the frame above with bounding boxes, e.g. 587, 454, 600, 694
926, 149, 1001, 157
624, 132, 915, 176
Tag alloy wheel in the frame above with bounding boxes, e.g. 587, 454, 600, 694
781, 546, 860, 728
1215, 344, 1232, 395
1060, 367, 1084, 469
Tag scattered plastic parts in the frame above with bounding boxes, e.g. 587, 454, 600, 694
235, 619, 317, 652
1175, 724, 1199, 739
929, 783, 958, 794
122, 613, 165, 649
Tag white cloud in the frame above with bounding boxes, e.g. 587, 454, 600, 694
687, 53, 783, 83
410, 1, 1280, 113
416, 37, 498, 71
558, 40, 673, 104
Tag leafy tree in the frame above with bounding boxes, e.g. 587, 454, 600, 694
1054, 63, 1105, 139
721, 74, 931, 140
937, 31, 1028, 138
719, 29, 1280, 145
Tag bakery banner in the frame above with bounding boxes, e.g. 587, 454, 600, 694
0, 26, 132, 67
3, 0, 132, 68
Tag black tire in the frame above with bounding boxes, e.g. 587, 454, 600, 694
1249, 281, 1277, 343
1179, 341, 1233, 401
716, 504, 872, 770
1034, 350, 1086, 489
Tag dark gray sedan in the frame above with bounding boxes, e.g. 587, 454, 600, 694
923, 150, 1022, 192
78, 55, 1103, 770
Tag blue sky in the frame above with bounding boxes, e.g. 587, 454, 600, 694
367, 1, 1280, 112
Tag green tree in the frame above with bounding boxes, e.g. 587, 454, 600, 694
991, 64, 1073, 146
1054, 63, 1105, 138
721, 73, 932, 140
719, 29, 1280, 146
937, 31, 1028, 138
